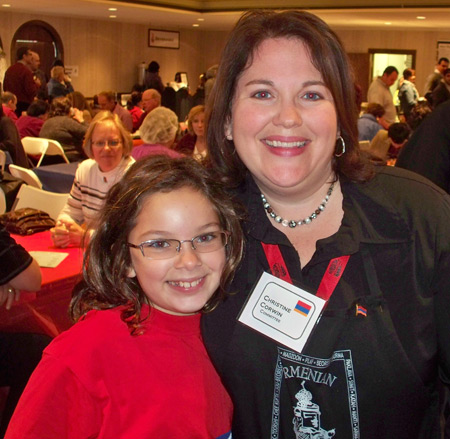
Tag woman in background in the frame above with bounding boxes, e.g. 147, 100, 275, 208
39, 96, 88, 162
132, 107, 182, 160
175, 105, 206, 160
68, 91, 94, 124
47, 66, 74, 101
51, 111, 134, 248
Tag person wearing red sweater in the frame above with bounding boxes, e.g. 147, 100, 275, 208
5, 156, 243, 439
3, 47, 40, 116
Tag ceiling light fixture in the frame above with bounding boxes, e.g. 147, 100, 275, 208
108, 7, 117, 11
193, 23, 199, 27
416, 16, 426, 20
2, 4, 11, 7
109, 15, 117, 18
197, 18, 205, 21
384, 22, 392, 25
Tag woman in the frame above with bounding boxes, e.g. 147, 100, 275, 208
132, 106, 182, 160
47, 66, 74, 101
51, 111, 135, 248
175, 105, 207, 160
202, 10, 450, 439
68, 91, 94, 124
39, 96, 88, 162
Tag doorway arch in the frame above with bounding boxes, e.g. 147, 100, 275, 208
11, 20, 64, 80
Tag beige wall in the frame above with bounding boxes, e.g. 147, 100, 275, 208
1, 10, 449, 98
0, 11, 227, 97
336, 28, 450, 95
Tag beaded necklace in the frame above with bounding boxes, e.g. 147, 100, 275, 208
261, 182, 335, 228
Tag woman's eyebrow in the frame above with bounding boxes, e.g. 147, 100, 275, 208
244, 79, 326, 87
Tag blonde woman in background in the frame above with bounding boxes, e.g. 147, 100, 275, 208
51, 111, 135, 248
175, 105, 207, 160
47, 66, 74, 101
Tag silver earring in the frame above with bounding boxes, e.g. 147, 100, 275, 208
226, 133, 233, 141
335, 136, 346, 157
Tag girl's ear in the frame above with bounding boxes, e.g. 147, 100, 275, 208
127, 265, 136, 278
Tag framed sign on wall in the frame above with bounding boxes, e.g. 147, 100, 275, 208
148, 29, 180, 49
437, 41, 450, 61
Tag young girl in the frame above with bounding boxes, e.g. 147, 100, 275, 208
5, 156, 243, 439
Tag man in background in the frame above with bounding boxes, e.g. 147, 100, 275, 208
97, 90, 133, 132
431, 68, 450, 109
3, 47, 40, 117
29, 51, 47, 100
367, 66, 399, 127
136, 88, 161, 130
424, 57, 449, 104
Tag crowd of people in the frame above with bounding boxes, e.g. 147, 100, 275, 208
1, 9, 450, 439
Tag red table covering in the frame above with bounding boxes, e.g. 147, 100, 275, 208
0, 231, 84, 337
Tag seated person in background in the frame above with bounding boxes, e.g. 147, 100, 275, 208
175, 105, 207, 160
68, 91, 94, 124
431, 68, 450, 109
6, 156, 242, 439
126, 91, 144, 132
0, 226, 51, 437
47, 66, 74, 101
16, 100, 49, 139
97, 91, 133, 132
0, 104, 29, 168
357, 103, 385, 142
39, 96, 88, 163
369, 122, 411, 162
136, 88, 161, 130
1, 92, 18, 123
132, 107, 182, 160
51, 111, 135, 248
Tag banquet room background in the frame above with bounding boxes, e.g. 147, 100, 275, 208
1, 6, 450, 98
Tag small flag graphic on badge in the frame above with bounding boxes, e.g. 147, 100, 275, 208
356, 304, 367, 317
294, 299, 312, 317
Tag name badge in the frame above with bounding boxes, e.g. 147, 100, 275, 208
238, 272, 325, 353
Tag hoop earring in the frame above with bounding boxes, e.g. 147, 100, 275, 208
335, 136, 346, 157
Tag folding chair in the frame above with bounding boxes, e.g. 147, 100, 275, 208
22, 137, 70, 167
12, 185, 69, 220
8, 164, 43, 189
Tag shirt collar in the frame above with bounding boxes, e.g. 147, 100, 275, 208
239, 169, 410, 264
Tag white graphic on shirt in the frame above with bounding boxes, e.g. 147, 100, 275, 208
271, 348, 360, 439
292, 381, 335, 439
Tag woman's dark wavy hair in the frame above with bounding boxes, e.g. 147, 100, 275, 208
70, 155, 244, 333
206, 9, 373, 186
49, 96, 72, 117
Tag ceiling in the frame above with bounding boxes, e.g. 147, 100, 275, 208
2, 0, 450, 31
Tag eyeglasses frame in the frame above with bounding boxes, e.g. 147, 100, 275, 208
127, 230, 230, 259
